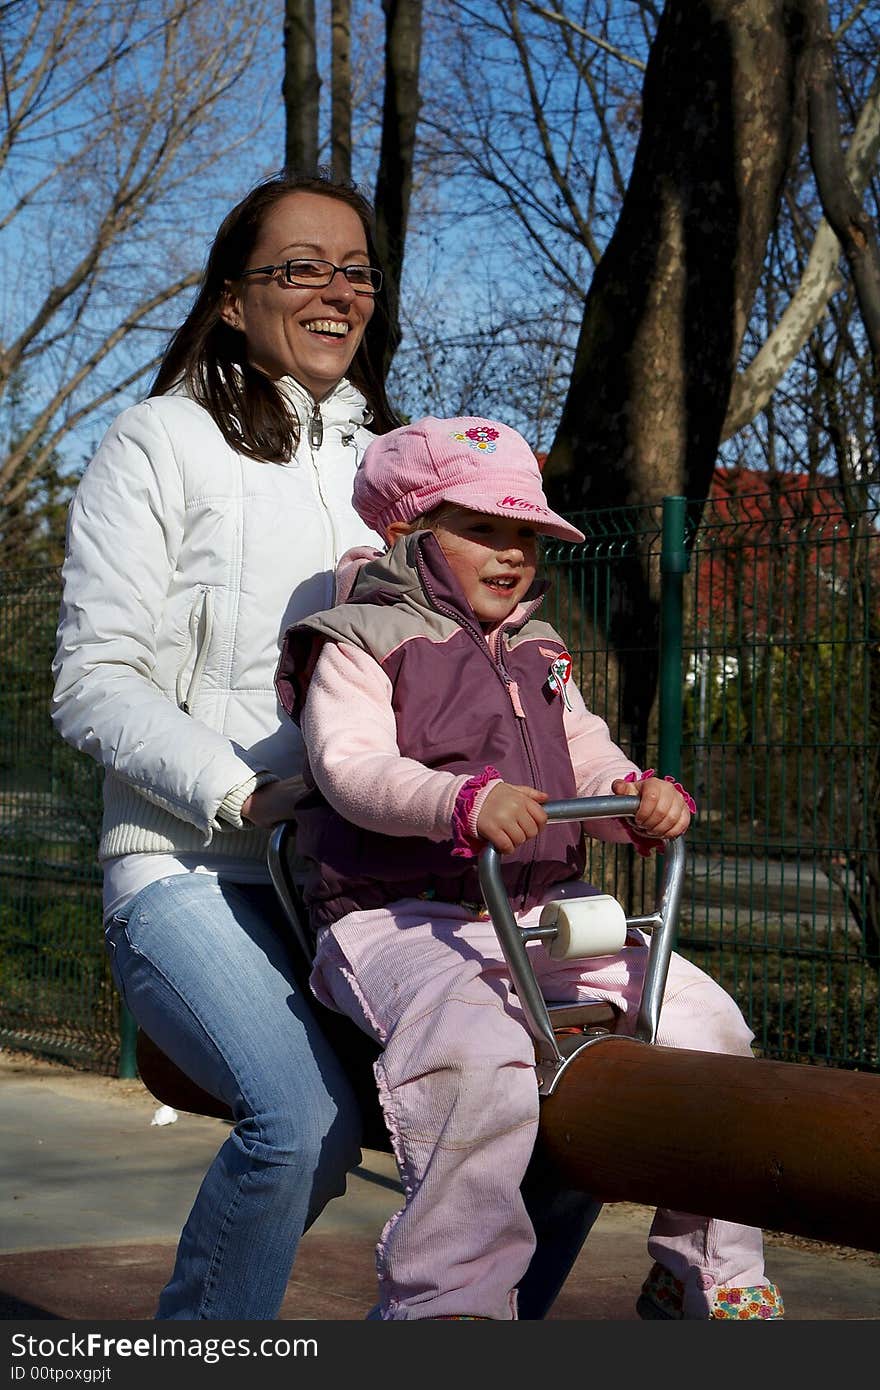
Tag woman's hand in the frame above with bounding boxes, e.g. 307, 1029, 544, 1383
476, 782, 548, 853
611, 776, 691, 840
241, 778, 304, 828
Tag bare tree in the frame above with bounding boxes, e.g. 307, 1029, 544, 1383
373, 0, 423, 363
0, 0, 276, 536
408, 2, 878, 468
331, 0, 353, 181
395, 2, 654, 432
284, 0, 321, 172
547, 0, 810, 516
543, 1, 809, 754
279, 0, 423, 366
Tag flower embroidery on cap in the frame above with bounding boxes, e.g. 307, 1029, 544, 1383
451, 426, 499, 453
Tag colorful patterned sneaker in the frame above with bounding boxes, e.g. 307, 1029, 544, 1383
709, 1284, 784, 1319
636, 1264, 784, 1320
636, 1263, 685, 1320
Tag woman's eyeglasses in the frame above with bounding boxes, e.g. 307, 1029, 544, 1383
240, 259, 383, 294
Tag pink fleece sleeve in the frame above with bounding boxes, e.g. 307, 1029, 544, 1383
300, 641, 473, 840
563, 681, 695, 853
562, 678, 645, 845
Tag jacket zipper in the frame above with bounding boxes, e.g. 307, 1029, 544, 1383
491, 634, 545, 906
176, 587, 214, 714
304, 399, 343, 574
308, 401, 324, 449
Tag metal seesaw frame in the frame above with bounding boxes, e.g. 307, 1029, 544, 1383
478, 796, 685, 1096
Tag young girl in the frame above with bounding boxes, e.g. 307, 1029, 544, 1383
275, 415, 783, 1322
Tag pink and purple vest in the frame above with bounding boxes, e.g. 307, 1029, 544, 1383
276, 531, 586, 931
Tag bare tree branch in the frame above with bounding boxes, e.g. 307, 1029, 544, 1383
520, 2, 646, 71
421, 1, 644, 297
833, 0, 871, 43
1, 270, 199, 498
505, 1, 599, 258
805, 0, 880, 367
724, 63, 880, 437
0, 0, 273, 515
4, 355, 162, 508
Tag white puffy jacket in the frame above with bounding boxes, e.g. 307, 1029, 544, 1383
51, 377, 378, 862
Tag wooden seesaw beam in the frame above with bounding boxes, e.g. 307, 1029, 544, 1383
479, 798, 880, 1256
535, 1035, 880, 1253
138, 812, 880, 1258
137, 1020, 880, 1253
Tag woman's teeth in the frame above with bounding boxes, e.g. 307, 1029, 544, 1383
304, 320, 349, 336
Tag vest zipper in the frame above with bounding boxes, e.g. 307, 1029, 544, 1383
507, 679, 526, 717
493, 640, 544, 905
416, 550, 544, 907
488, 630, 526, 717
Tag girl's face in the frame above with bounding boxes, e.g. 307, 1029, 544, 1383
431, 508, 539, 625
220, 191, 375, 398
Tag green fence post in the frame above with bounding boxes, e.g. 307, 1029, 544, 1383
118, 1002, 138, 1079
659, 495, 688, 782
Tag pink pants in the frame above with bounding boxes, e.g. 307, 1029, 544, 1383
311, 884, 769, 1320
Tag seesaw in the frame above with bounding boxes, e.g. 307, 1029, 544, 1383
137, 798, 880, 1252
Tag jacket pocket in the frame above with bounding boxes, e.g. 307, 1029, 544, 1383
175, 586, 214, 714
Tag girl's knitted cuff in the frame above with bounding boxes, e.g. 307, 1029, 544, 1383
620, 769, 696, 857
451, 765, 503, 858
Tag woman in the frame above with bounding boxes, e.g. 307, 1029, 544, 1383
51, 170, 600, 1320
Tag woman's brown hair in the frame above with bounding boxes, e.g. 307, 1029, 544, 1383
151, 170, 401, 460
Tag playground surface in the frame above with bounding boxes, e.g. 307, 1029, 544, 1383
1, 1048, 877, 1322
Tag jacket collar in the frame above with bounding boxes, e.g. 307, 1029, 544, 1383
277, 375, 371, 433
168, 372, 371, 437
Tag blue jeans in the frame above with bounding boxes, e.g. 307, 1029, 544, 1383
106, 873, 601, 1319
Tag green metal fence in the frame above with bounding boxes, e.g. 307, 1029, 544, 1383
1, 478, 878, 1075
548, 478, 879, 1071
0, 567, 116, 1070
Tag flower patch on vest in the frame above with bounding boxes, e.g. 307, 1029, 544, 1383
545, 650, 573, 710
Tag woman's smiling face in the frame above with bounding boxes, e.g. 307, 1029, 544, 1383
220, 191, 375, 399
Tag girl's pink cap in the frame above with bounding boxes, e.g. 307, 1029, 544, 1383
352, 415, 585, 544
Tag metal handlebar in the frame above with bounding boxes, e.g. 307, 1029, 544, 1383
477, 797, 686, 1069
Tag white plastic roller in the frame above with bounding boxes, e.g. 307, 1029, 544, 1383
539, 894, 628, 960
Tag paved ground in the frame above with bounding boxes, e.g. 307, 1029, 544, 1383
1, 1048, 877, 1322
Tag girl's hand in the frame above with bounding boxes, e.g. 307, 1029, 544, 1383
611, 776, 691, 840
476, 782, 549, 854
241, 778, 303, 828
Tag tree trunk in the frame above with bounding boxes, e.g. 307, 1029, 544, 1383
283, 0, 320, 172
330, 0, 352, 182
373, 0, 423, 367
544, 0, 811, 756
